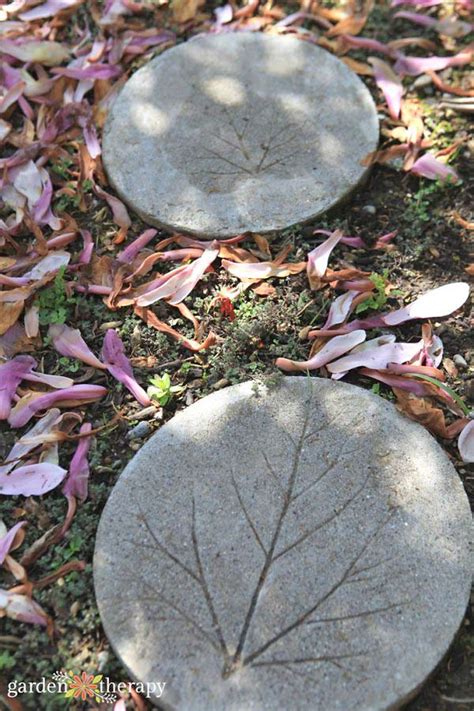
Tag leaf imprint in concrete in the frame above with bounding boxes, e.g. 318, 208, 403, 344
94, 378, 472, 710
102, 33, 379, 237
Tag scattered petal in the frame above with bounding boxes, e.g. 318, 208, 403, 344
63, 423, 92, 502
0, 462, 67, 496
0, 588, 49, 625
276, 330, 366, 372
410, 153, 459, 182
49, 324, 106, 370
327, 339, 422, 374
458, 420, 474, 463
102, 330, 150, 406
307, 230, 343, 288
369, 56, 404, 119
8, 385, 107, 428
383, 282, 469, 325
0, 521, 26, 565
0, 355, 36, 419
137, 245, 219, 307
394, 50, 472, 77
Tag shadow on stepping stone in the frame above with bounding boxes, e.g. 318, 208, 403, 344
94, 378, 472, 710
103, 33, 379, 238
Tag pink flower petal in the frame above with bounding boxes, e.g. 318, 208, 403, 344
78, 229, 94, 265
63, 423, 92, 502
394, 50, 472, 77
311, 282, 470, 334
221, 258, 298, 281
222, 260, 273, 280
214, 3, 233, 24
0, 409, 62, 478
323, 291, 358, 329
410, 153, 459, 182
117, 228, 157, 264
19, 0, 82, 20
8, 385, 107, 428
423, 333, 444, 367
330, 334, 396, 380
94, 185, 131, 230
359, 367, 433, 396
276, 330, 366, 372
307, 230, 343, 286
0, 355, 36, 420
393, 11, 436, 28
102, 330, 150, 406
136, 245, 219, 306
0, 81, 26, 115
391, 0, 442, 6
458, 420, 474, 463
49, 324, 106, 370
339, 35, 394, 56
25, 371, 74, 389
22, 251, 70, 280
383, 282, 469, 325
0, 462, 67, 496
52, 63, 122, 80
0, 589, 48, 625
327, 339, 423, 374
0, 522, 26, 565
369, 57, 404, 119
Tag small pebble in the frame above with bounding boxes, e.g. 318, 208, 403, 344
99, 321, 122, 331
413, 75, 432, 90
453, 354, 468, 370
127, 421, 152, 440
362, 205, 376, 215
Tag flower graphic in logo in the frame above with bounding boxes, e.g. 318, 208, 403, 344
52, 671, 117, 703
67, 672, 100, 700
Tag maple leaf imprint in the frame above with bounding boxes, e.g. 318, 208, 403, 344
167, 99, 317, 193
123, 397, 409, 683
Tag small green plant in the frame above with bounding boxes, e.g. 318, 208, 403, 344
54, 179, 93, 212
148, 372, 184, 406
50, 156, 74, 179
58, 356, 81, 373
355, 271, 389, 314
0, 650, 16, 671
37, 267, 76, 325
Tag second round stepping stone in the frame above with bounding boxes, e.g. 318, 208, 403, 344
103, 33, 379, 237
94, 378, 472, 710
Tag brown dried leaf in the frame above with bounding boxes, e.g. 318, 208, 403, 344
0, 301, 24, 335
326, 15, 367, 37
394, 389, 467, 438
171, 0, 205, 22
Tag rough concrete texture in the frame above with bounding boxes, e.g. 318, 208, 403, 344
103, 33, 379, 237
94, 377, 472, 710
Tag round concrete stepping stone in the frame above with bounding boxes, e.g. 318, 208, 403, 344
94, 378, 472, 710
103, 33, 379, 237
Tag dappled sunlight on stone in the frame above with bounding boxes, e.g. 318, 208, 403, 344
102, 33, 379, 237
201, 76, 246, 106
131, 103, 170, 136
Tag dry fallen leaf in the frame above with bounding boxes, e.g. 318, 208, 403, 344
171, 0, 205, 22
394, 389, 467, 438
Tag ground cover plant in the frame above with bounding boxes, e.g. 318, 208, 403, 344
0, 0, 472, 708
